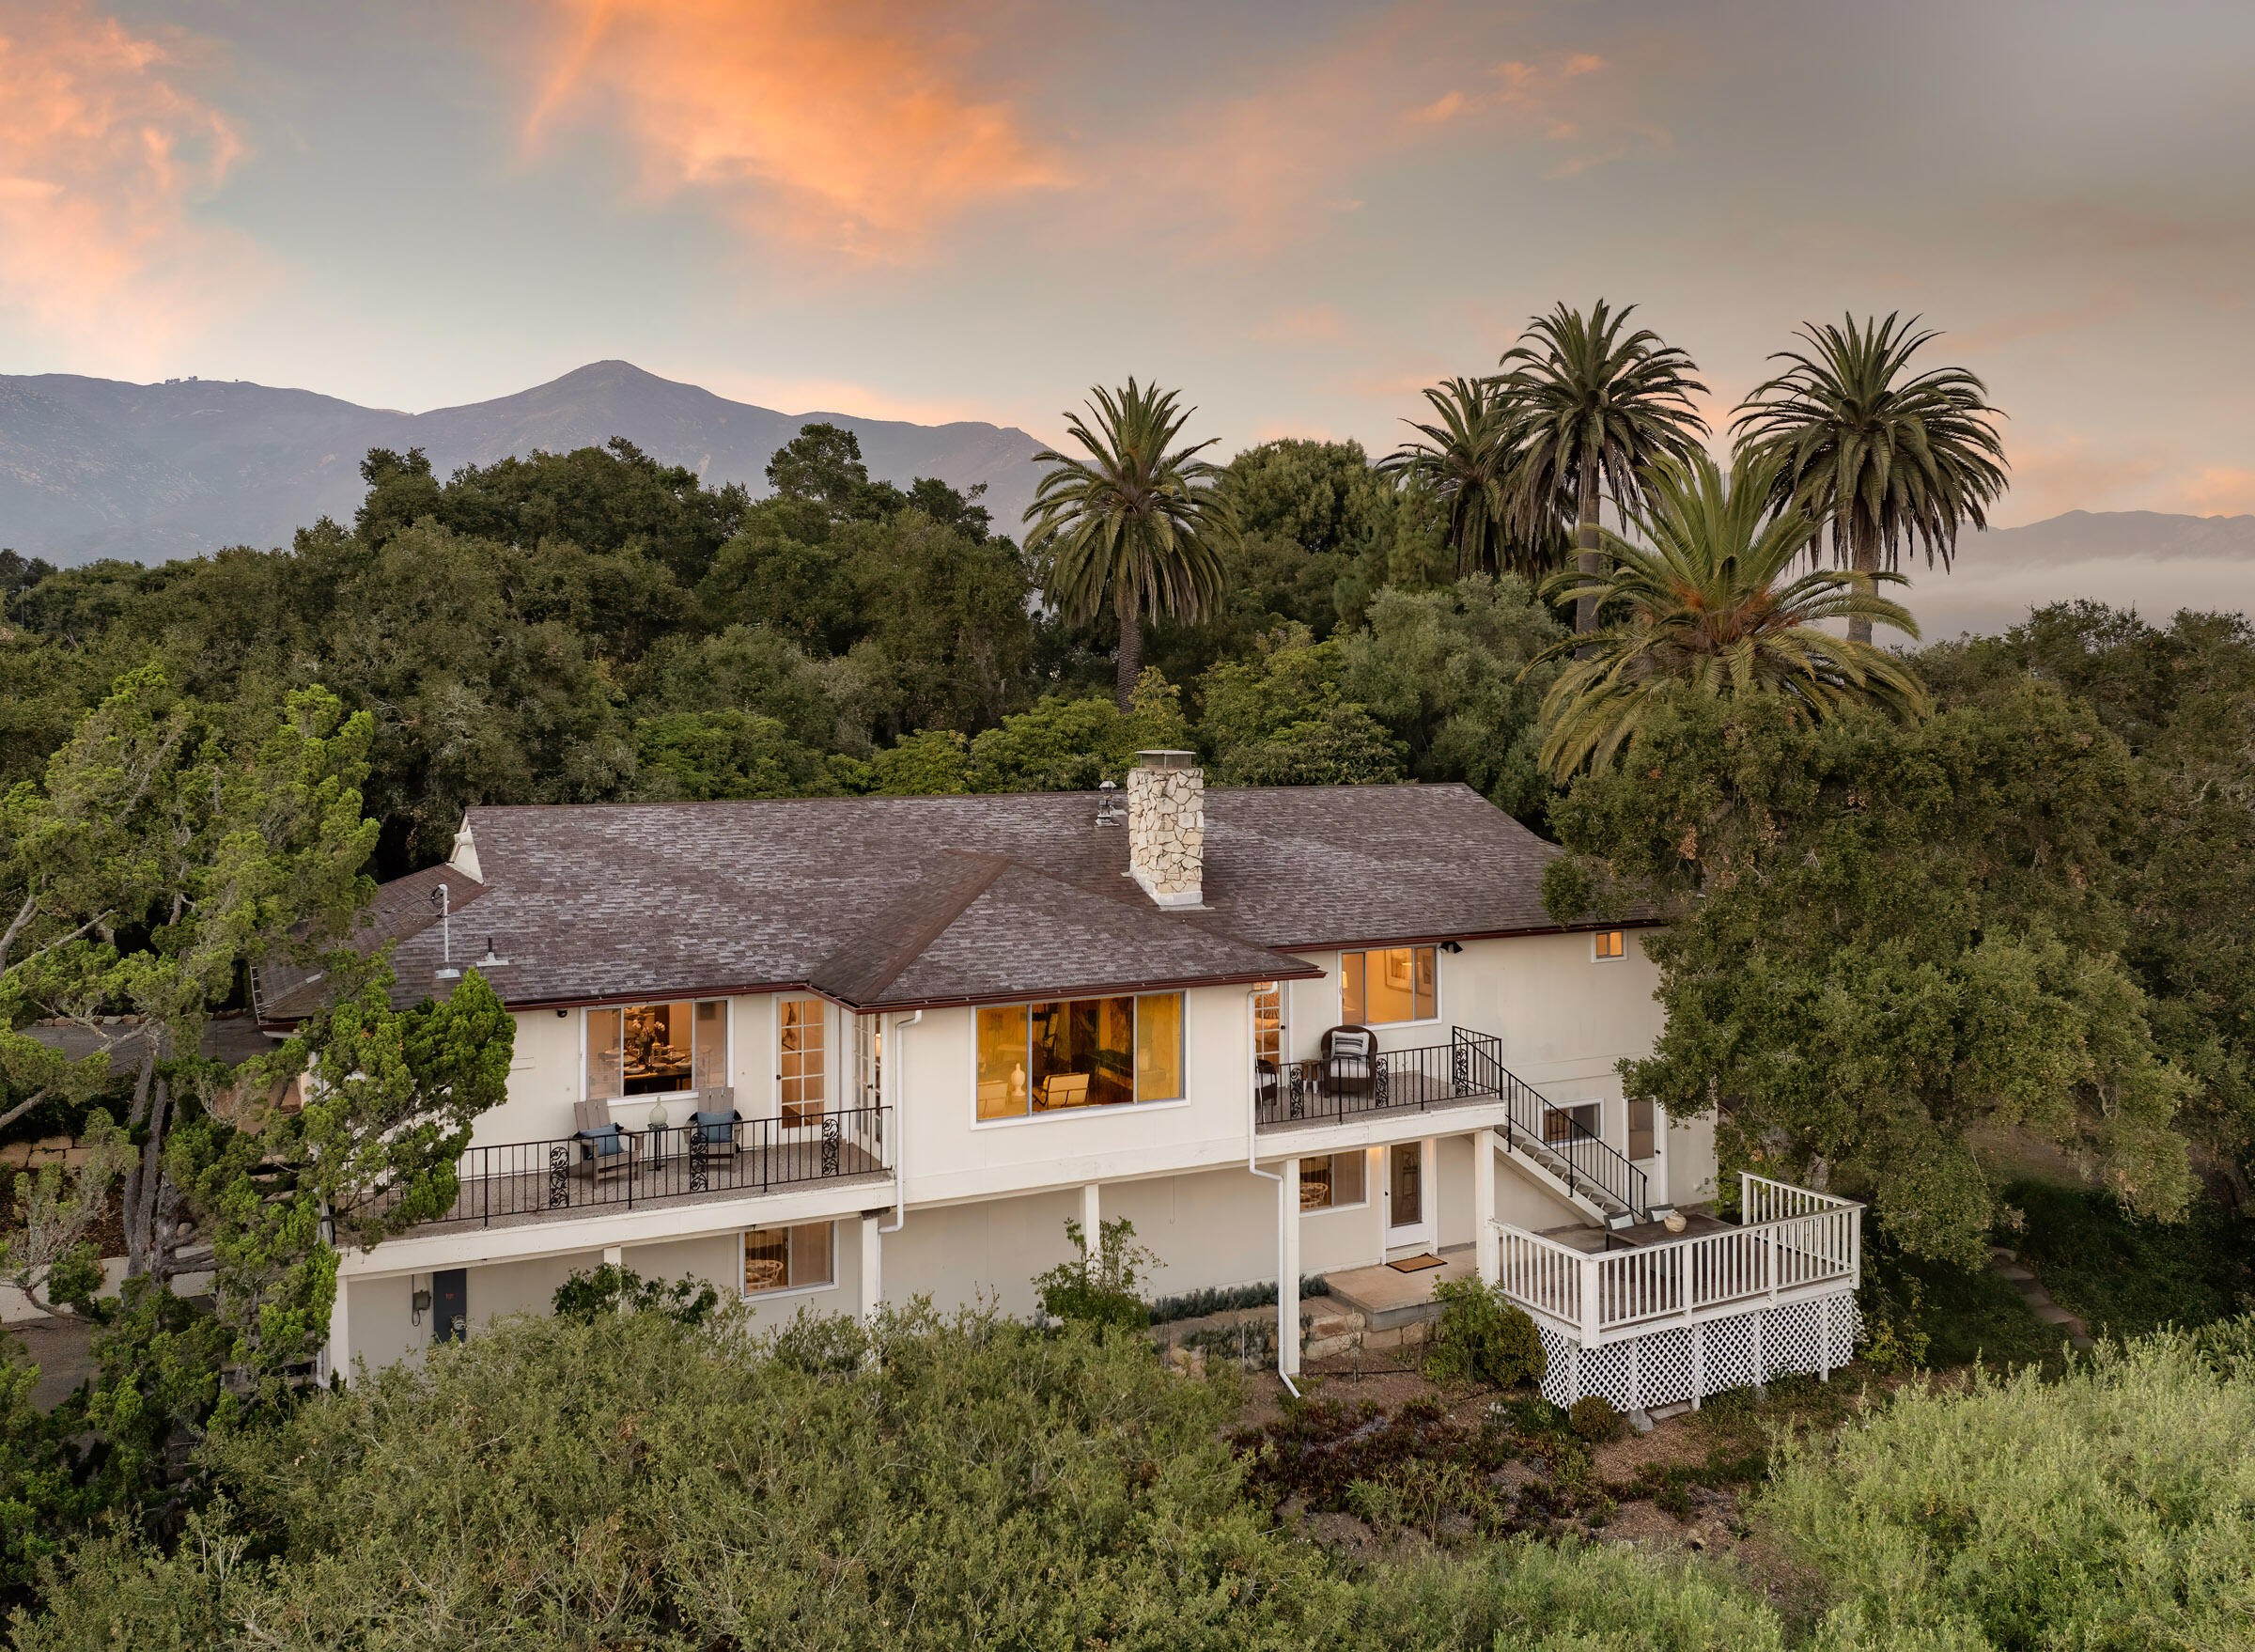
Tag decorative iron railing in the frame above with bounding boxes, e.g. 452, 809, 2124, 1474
1257, 1027, 1647, 1222
383, 1105, 891, 1230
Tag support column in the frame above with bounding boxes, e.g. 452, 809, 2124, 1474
323, 1273, 351, 1390
1279, 1157, 1301, 1379
859, 1212, 882, 1325
1471, 1128, 1499, 1286
1081, 1181, 1102, 1268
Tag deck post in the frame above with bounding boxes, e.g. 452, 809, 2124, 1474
324, 1275, 351, 1391
859, 1212, 883, 1325
1578, 1248, 1602, 1348
1471, 1129, 1498, 1286
1690, 1320, 1704, 1410
1279, 1158, 1302, 1379
1819, 1294, 1832, 1381
1081, 1181, 1102, 1267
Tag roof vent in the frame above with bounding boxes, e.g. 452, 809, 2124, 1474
1128, 752, 1204, 908
1095, 780, 1125, 828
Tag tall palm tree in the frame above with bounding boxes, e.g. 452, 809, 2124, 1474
1023, 380, 1234, 710
1733, 313, 2008, 646
1380, 377, 1549, 578
1525, 449, 1929, 779
1499, 300, 1709, 634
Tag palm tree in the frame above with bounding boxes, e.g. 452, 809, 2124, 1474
1525, 449, 1929, 780
1023, 380, 1233, 711
1733, 313, 2008, 646
1380, 377, 1549, 578
1499, 300, 1709, 634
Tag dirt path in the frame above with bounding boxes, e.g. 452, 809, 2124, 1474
1989, 1246, 2095, 1350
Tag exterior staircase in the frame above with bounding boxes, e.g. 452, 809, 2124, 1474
1453, 1031, 1651, 1228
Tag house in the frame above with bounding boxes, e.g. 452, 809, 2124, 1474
264, 752, 1858, 1412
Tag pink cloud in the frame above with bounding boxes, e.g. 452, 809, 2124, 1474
525, 0, 1069, 264
2181, 466, 2255, 518
0, 2, 257, 368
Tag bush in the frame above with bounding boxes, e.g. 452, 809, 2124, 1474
1758, 1319, 2255, 1651
1031, 1215, 1157, 1333
1567, 1395, 1625, 1443
1423, 1278, 1546, 1390
552, 1262, 718, 1326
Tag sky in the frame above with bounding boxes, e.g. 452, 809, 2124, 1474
2, 0, 2250, 527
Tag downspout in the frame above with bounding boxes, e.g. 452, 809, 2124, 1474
1245, 988, 1300, 1398
879, 1010, 919, 1236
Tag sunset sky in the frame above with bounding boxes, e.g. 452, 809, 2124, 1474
3, 0, 2249, 524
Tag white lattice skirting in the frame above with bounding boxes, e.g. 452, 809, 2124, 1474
1535, 1291, 1862, 1411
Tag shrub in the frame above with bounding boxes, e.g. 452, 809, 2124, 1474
1031, 1215, 1157, 1333
1567, 1395, 1624, 1443
1423, 1278, 1547, 1390
552, 1262, 718, 1326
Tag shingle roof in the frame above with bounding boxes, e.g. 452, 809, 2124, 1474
257, 783, 1592, 1021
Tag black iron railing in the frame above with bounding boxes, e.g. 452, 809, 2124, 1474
1257, 1028, 1647, 1222
386, 1105, 891, 1230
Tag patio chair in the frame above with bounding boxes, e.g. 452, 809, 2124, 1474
570, 1099, 640, 1185
1322, 1025, 1377, 1100
686, 1088, 743, 1164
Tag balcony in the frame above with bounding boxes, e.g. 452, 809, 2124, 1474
1258, 1027, 1650, 1223
373, 1106, 892, 1234
1495, 1174, 1862, 1349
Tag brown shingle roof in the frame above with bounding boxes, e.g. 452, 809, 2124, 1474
261, 783, 1589, 1021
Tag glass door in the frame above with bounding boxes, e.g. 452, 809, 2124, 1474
779, 998, 826, 1134
1381, 1139, 1435, 1252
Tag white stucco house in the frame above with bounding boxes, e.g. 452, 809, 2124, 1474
259, 753, 1859, 1412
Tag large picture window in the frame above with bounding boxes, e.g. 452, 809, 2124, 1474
742, 1222, 834, 1297
1340, 946, 1437, 1026
976, 992, 1186, 1120
587, 999, 727, 1099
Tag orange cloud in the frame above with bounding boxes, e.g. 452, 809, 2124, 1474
0, 3, 252, 366
526, 0, 1067, 261
1992, 431, 2167, 525
2181, 466, 2255, 518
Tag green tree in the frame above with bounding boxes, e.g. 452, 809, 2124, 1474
630, 710, 838, 801
1525, 451, 1931, 779
1381, 377, 1538, 578
1734, 312, 2009, 646
1498, 300, 1708, 634
966, 671, 1192, 793
1544, 687, 2193, 1265
864, 729, 972, 795
1024, 381, 1233, 710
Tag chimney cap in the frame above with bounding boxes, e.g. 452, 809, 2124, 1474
1134, 750, 1199, 769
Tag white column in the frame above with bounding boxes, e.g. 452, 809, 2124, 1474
859, 1212, 882, 1324
324, 1273, 351, 1390
1471, 1128, 1498, 1286
1279, 1157, 1301, 1379
1081, 1181, 1102, 1268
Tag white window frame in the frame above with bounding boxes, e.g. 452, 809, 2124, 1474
1336, 945, 1443, 1029
739, 1221, 839, 1301
583, 997, 731, 1104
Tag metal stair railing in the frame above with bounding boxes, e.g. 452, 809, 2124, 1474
1451, 1028, 1648, 1223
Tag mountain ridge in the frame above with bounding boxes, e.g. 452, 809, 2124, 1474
0, 360, 1049, 566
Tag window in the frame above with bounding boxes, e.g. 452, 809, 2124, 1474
587, 999, 726, 1099
1593, 929, 1626, 960
1299, 1150, 1367, 1211
742, 1222, 834, 1296
976, 992, 1186, 1120
780, 997, 826, 1126
1544, 1101, 1603, 1147
1340, 946, 1436, 1025
1628, 1098, 1656, 1161
1252, 981, 1283, 1069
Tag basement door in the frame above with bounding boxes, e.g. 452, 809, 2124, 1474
1381, 1139, 1435, 1253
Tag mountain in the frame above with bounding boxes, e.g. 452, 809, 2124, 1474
1894, 509, 2255, 640
0, 361, 1049, 567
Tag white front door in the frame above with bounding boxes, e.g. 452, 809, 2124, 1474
1381, 1138, 1436, 1253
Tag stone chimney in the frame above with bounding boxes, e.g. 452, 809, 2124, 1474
1127, 751, 1204, 908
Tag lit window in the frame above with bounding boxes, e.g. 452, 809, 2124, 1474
1340, 946, 1437, 1025
1252, 981, 1283, 1069
1544, 1102, 1603, 1146
1593, 930, 1626, 961
975, 992, 1186, 1120
1299, 1151, 1368, 1211
587, 999, 726, 1099
742, 1222, 834, 1297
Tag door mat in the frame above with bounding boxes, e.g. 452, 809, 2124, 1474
1386, 1253, 1445, 1273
